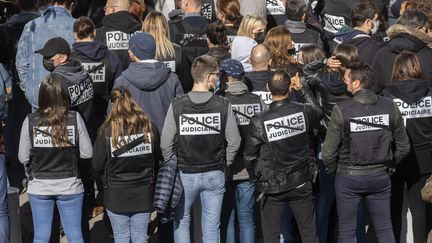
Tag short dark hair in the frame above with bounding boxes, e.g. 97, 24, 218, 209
191, 55, 220, 83
347, 62, 373, 89
206, 21, 227, 46
299, 44, 325, 64
268, 69, 291, 96
52, 0, 76, 7
285, 0, 308, 21
73, 17, 95, 40
398, 9, 428, 29
18, 0, 38, 11
350, 1, 379, 27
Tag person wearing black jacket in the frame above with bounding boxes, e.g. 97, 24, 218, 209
322, 62, 410, 243
333, 1, 385, 65
96, 0, 141, 70
381, 52, 432, 243
244, 69, 322, 243
71, 17, 123, 134
93, 88, 161, 243
372, 9, 432, 93
245, 44, 274, 104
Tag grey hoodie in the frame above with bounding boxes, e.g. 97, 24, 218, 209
113, 61, 184, 133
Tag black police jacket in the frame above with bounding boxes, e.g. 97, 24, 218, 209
92, 125, 161, 213
28, 111, 79, 180
322, 89, 410, 174
244, 87, 323, 194
382, 80, 432, 175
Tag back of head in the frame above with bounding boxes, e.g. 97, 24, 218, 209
106, 88, 153, 148
18, 0, 38, 11
105, 0, 130, 12
264, 26, 295, 68
191, 55, 219, 83
333, 43, 359, 68
129, 0, 146, 21
217, 0, 242, 27
398, 9, 428, 29
392, 51, 425, 81
250, 44, 272, 66
347, 62, 373, 89
73, 17, 96, 40
401, 0, 432, 28
206, 21, 228, 46
299, 44, 325, 64
285, 0, 308, 22
351, 1, 379, 27
142, 11, 175, 59
268, 69, 291, 96
51, 0, 77, 8
237, 14, 267, 38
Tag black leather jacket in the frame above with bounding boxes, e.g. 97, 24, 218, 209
244, 86, 323, 193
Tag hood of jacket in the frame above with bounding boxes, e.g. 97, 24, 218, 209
387, 24, 432, 53
225, 81, 249, 95
284, 19, 307, 34
231, 36, 257, 72
334, 29, 369, 43
52, 59, 88, 84
122, 61, 171, 91
245, 70, 273, 91
385, 79, 430, 104
103, 11, 141, 34
320, 72, 347, 95
72, 41, 108, 61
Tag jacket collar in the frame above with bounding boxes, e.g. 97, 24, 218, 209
387, 24, 432, 48
269, 98, 291, 109
42, 6, 72, 17
353, 89, 377, 105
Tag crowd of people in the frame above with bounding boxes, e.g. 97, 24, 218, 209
0, 0, 431, 243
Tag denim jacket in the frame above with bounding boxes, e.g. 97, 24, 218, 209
15, 6, 75, 109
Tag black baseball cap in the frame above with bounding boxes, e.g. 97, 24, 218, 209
35, 37, 71, 58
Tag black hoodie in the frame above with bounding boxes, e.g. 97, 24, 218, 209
96, 11, 141, 70
52, 59, 94, 131
382, 80, 432, 174
372, 25, 432, 93
71, 41, 123, 130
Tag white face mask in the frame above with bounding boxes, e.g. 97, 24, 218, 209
369, 19, 380, 35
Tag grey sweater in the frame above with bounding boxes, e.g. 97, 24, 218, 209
161, 91, 241, 167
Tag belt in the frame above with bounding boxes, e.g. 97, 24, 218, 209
337, 164, 387, 176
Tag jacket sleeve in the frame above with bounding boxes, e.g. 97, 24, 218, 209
322, 105, 343, 174
77, 113, 93, 159
160, 103, 177, 161
392, 103, 410, 164
15, 23, 31, 93
297, 84, 323, 124
172, 73, 184, 97
18, 117, 30, 164
92, 129, 108, 172
225, 103, 241, 166
243, 117, 262, 182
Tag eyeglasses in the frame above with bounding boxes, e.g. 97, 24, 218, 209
103, 5, 118, 11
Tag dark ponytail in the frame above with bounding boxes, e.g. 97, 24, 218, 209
73, 17, 96, 40
206, 21, 228, 46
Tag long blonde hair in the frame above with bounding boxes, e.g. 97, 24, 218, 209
103, 88, 153, 149
237, 14, 266, 38
142, 11, 175, 60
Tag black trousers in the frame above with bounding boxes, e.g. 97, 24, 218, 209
260, 182, 318, 243
391, 173, 431, 243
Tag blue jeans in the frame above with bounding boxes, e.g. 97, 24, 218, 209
28, 193, 83, 243
221, 180, 255, 243
0, 155, 9, 243
335, 172, 394, 243
106, 209, 150, 243
174, 170, 225, 243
